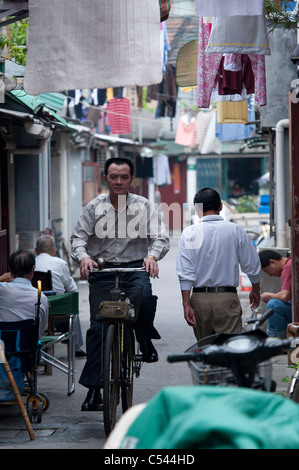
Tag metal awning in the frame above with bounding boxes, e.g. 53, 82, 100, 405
0, 1, 29, 27
94, 133, 139, 145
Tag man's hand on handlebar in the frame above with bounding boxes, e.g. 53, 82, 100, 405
80, 257, 98, 280
143, 257, 159, 279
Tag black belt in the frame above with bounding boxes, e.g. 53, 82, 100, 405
193, 286, 237, 293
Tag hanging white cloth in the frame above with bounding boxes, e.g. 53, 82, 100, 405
206, 14, 270, 55
24, 0, 162, 95
148, 153, 172, 187
195, 0, 264, 17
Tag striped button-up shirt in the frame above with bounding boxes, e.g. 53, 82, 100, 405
71, 193, 169, 264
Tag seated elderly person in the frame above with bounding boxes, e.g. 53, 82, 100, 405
34, 235, 85, 357
0, 250, 48, 338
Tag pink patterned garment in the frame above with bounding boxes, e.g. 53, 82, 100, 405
196, 18, 267, 108
197, 18, 222, 109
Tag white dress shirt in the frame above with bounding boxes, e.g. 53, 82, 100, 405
0, 278, 48, 337
35, 253, 77, 295
177, 215, 261, 291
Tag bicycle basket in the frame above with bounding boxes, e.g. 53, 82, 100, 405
91, 282, 143, 323
186, 340, 234, 386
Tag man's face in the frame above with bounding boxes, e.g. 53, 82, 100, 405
262, 260, 282, 277
104, 163, 133, 197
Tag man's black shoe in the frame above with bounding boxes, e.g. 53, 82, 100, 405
81, 388, 103, 411
139, 340, 159, 363
75, 349, 87, 358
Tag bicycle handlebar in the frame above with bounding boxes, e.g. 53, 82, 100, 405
253, 308, 274, 329
93, 267, 146, 273
167, 332, 293, 366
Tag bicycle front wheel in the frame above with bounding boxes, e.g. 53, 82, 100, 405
103, 324, 120, 436
121, 326, 135, 412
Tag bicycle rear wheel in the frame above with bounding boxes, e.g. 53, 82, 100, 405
103, 323, 120, 436
121, 326, 135, 412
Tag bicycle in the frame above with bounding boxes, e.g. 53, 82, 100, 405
92, 258, 145, 436
104, 310, 295, 449
167, 309, 292, 391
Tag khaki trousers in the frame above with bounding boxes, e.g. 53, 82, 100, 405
190, 291, 242, 341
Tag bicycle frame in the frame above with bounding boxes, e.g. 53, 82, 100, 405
94, 264, 145, 435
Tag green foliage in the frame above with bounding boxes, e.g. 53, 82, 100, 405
265, 0, 298, 32
235, 195, 258, 213
0, 19, 28, 66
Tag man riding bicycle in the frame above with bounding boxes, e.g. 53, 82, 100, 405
71, 157, 169, 411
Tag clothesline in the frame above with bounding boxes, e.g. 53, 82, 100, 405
66, 94, 200, 125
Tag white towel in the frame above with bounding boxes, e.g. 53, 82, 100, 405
24, 0, 162, 95
206, 14, 270, 56
196, 0, 264, 17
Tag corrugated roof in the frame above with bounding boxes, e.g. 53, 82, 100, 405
9, 90, 70, 128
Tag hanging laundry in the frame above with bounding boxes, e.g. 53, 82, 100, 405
200, 112, 221, 154
216, 55, 255, 96
86, 107, 101, 128
175, 112, 196, 147
196, 18, 222, 109
206, 14, 270, 56
148, 153, 172, 186
211, 84, 252, 103
136, 156, 154, 178
217, 100, 248, 124
196, 18, 267, 108
160, 0, 172, 22
195, 111, 213, 151
215, 98, 255, 141
157, 64, 178, 119
24, 0, 162, 95
106, 97, 132, 134
223, 54, 242, 72
195, 0, 264, 17
161, 22, 171, 74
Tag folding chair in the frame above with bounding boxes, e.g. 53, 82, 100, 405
0, 284, 48, 438
32, 270, 56, 375
40, 292, 79, 395
0, 335, 35, 440
32, 270, 55, 295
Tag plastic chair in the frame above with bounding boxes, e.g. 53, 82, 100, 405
40, 292, 79, 395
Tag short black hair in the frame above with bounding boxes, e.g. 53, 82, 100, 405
193, 188, 222, 213
104, 157, 134, 177
9, 249, 35, 277
259, 250, 282, 268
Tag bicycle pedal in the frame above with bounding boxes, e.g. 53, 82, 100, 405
134, 354, 143, 362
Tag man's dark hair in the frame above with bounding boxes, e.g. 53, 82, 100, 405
9, 249, 35, 277
193, 188, 222, 213
104, 157, 134, 177
259, 250, 282, 268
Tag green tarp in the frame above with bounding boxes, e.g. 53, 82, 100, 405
120, 386, 299, 449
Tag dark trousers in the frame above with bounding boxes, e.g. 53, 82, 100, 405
79, 260, 159, 388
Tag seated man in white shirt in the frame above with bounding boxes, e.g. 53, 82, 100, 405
0, 250, 48, 338
35, 235, 85, 357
